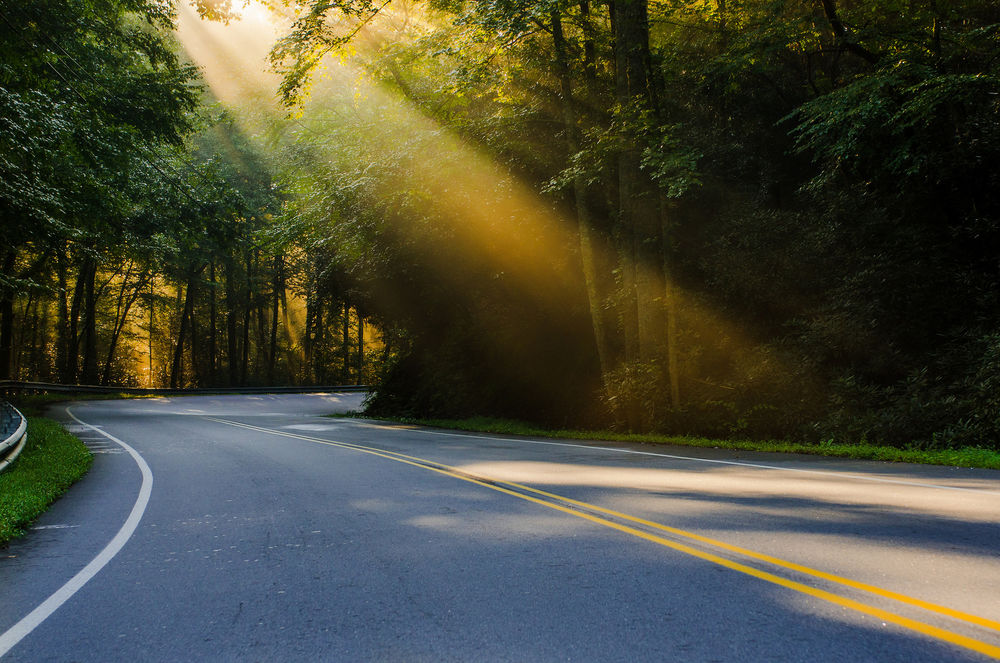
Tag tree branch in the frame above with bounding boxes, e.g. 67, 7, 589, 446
819, 0, 879, 65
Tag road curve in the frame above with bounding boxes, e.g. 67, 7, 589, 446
0, 394, 998, 661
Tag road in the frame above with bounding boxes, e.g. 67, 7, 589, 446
0, 393, 998, 661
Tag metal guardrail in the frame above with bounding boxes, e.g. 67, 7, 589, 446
0, 382, 368, 473
0, 381, 370, 396
0, 401, 27, 474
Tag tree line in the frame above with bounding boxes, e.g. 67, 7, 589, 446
0, 0, 377, 389
3, 0, 999, 449
259, 0, 1000, 448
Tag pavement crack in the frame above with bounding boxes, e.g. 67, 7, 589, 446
232, 601, 243, 625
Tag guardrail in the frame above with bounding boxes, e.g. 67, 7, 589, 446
0, 383, 369, 473
0, 381, 370, 396
0, 401, 27, 474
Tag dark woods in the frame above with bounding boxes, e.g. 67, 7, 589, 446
3, 0, 999, 448
346, 0, 1000, 448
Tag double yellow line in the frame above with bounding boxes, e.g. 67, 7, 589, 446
207, 417, 1000, 659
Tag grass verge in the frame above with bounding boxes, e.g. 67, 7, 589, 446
0, 417, 93, 545
350, 415, 1000, 471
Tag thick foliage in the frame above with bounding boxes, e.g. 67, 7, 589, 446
261, 0, 1000, 448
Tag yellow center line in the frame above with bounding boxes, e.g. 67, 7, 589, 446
501, 479, 1000, 632
205, 417, 1000, 660
238, 419, 1000, 633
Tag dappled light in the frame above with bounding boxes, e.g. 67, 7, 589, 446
407, 511, 587, 537
453, 460, 1000, 524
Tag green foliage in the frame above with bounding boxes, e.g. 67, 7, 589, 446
790, 65, 1000, 192
547, 107, 702, 197
8, 0, 1000, 450
255, 0, 1000, 449
0, 0, 310, 390
269, 0, 399, 106
363, 414, 1000, 470
0, 0, 201, 293
821, 333, 1000, 448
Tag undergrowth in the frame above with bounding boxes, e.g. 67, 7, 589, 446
364, 415, 1000, 470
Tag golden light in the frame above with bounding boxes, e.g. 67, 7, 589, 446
175, 1, 282, 110
173, 0, 764, 403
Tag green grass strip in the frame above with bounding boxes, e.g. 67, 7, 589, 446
341, 415, 1000, 471
0, 418, 93, 545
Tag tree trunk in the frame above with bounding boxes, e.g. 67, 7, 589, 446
341, 302, 350, 383
578, 1, 598, 98
718, 0, 728, 48
280, 278, 291, 378
80, 257, 99, 385
17, 293, 37, 378
241, 301, 251, 383
552, 8, 613, 388
170, 276, 196, 389
100, 268, 128, 386
612, 0, 641, 372
35, 297, 50, 380
148, 275, 155, 387
189, 278, 201, 386
313, 295, 325, 382
380, 330, 391, 383
56, 248, 71, 382
255, 257, 267, 377
102, 270, 148, 385
268, 256, 281, 384
304, 293, 313, 383
660, 199, 680, 408
209, 261, 217, 386
356, 314, 364, 384
819, 0, 879, 65
242, 255, 252, 384
66, 257, 88, 384
0, 251, 15, 380
616, 0, 661, 365
225, 261, 240, 386
613, 0, 660, 429
0, 296, 12, 381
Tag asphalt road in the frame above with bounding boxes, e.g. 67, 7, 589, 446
1, 394, 998, 661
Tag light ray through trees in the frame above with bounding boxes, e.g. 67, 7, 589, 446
174, 0, 762, 421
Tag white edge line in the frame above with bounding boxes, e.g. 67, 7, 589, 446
351, 422, 1000, 495
0, 406, 153, 658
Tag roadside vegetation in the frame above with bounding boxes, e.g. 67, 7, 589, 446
3, 1, 999, 455
0, 417, 92, 546
360, 416, 1000, 471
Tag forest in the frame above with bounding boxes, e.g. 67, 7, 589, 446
1, 0, 998, 450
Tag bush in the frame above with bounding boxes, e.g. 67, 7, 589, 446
819, 333, 1000, 450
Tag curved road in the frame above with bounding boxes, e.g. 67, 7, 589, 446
1, 394, 998, 661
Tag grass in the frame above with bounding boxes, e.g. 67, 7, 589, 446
349, 415, 1000, 471
0, 417, 93, 545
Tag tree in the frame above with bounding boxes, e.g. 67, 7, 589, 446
0, 0, 199, 380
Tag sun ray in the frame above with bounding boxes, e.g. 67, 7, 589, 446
174, 0, 767, 407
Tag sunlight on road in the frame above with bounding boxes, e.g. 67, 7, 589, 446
453, 460, 1000, 523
